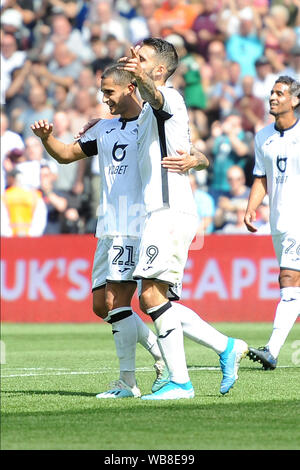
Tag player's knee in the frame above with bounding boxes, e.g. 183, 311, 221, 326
92, 298, 108, 319
139, 294, 149, 314
279, 271, 300, 288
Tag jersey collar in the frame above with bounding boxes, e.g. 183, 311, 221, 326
275, 118, 299, 136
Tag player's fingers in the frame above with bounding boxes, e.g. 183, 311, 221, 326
130, 46, 138, 58
162, 157, 182, 163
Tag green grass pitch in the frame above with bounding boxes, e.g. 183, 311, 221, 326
1, 322, 299, 450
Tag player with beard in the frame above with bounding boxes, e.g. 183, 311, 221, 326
244, 76, 300, 369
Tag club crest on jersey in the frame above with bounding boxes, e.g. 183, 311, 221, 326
112, 141, 128, 162
276, 155, 287, 173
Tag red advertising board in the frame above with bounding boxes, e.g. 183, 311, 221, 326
0, 234, 285, 323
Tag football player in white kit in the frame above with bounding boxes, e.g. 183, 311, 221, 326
244, 76, 300, 370
119, 38, 249, 399
31, 65, 171, 399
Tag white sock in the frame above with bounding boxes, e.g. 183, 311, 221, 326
148, 302, 190, 384
267, 287, 300, 359
108, 307, 138, 387
172, 302, 228, 354
133, 311, 162, 362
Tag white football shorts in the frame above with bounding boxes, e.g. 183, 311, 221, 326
92, 236, 141, 290
272, 232, 300, 271
133, 209, 199, 300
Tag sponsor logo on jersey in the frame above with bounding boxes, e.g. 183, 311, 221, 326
112, 142, 128, 162
106, 128, 116, 134
276, 155, 287, 173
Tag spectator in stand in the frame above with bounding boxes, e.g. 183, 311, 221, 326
226, 7, 264, 77
51, 83, 71, 111
261, 4, 294, 56
191, 0, 224, 60
206, 113, 252, 199
38, 0, 82, 27
0, 110, 25, 192
166, 34, 207, 135
50, 111, 80, 193
189, 172, 216, 235
70, 66, 98, 99
266, 35, 300, 78
4, 59, 36, 119
12, 85, 54, 139
209, 60, 243, 119
217, 1, 263, 39
40, 13, 94, 63
202, 50, 230, 125
92, 0, 127, 42
214, 165, 250, 231
0, 7, 29, 49
67, 88, 97, 136
24, 135, 58, 170
1, 32, 26, 106
234, 75, 265, 133
36, 42, 84, 99
39, 162, 68, 234
49, 110, 85, 233
253, 56, 278, 119
1, 168, 47, 237
200, 39, 227, 97
3, 147, 41, 190
218, 198, 249, 234
128, 0, 160, 44
89, 32, 114, 76
153, 0, 199, 41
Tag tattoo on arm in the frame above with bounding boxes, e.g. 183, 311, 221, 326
136, 74, 163, 110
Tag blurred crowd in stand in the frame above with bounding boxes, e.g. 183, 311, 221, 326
1, 0, 300, 237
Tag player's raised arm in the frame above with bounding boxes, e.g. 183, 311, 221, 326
31, 119, 88, 164
244, 176, 267, 232
119, 46, 164, 110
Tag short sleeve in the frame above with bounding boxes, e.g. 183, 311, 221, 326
253, 133, 266, 177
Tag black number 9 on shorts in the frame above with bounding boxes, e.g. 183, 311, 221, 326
146, 245, 159, 264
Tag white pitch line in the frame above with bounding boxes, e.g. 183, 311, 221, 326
1, 365, 297, 379
0, 366, 219, 378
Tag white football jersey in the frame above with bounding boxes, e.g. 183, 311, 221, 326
136, 86, 197, 216
253, 119, 300, 235
79, 117, 145, 238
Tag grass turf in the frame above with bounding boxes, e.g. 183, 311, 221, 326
1, 322, 299, 450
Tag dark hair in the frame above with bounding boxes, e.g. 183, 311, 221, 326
142, 37, 178, 79
101, 64, 136, 87
275, 75, 300, 109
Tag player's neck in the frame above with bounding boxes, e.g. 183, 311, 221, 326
274, 112, 297, 131
120, 102, 141, 120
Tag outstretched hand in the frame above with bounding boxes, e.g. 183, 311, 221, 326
31, 120, 53, 139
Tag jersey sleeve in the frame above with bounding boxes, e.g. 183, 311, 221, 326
158, 86, 181, 117
78, 120, 103, 157
253, 133, 266, 177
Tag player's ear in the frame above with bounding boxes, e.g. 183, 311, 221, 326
291, 94, 300, 108
154, 64, 166, 80
127, 82, 136, 95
